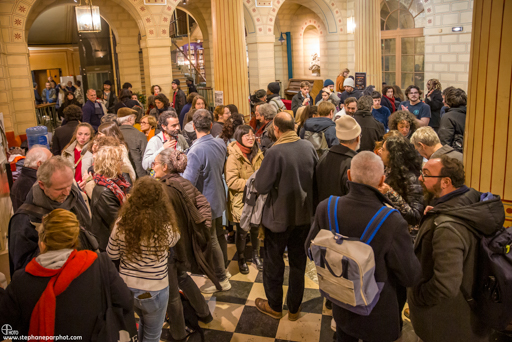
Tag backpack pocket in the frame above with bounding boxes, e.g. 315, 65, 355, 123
317, 267, 356, 306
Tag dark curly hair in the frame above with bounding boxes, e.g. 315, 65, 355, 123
384, 135, 422, 199
220, 113, 244, 143
154, 93, 170, 108
63, 104, 82, 121
388, 110, 417, 137
116, 176, 178, 262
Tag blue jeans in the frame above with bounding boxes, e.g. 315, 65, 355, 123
129, 286, 169, 342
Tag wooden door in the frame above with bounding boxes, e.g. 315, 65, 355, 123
47, 69, 60, 84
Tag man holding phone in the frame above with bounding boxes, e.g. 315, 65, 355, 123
291, 81, 313, 116
142, 111, 189, 171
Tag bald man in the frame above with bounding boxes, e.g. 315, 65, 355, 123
307, 151, 420, 342
254, 111, 318, 320
10, 145, 52, 212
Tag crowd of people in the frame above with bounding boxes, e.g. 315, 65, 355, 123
0, 71, 506, 342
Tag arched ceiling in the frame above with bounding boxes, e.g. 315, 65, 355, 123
27, 4, 79, 45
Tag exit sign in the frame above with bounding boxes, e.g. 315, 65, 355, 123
256, 1, 272, 7
144, 0, 167, 4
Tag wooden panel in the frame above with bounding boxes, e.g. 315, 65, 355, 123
211, 0, 250, 117
356, 0, 382, 91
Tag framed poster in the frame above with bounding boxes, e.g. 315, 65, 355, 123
355, 72, 366, 91
144, 0, 167, 4
214, 91, 223, 107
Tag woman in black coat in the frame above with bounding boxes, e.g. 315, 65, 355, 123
438, 87, 467, 153
113, 88, 140, 114
58, 91, 81, 120
90, 144, 130, 251
425, 79, 444, 132
0, 209, 134, 340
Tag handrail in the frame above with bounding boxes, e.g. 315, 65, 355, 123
172, 41, 206, 83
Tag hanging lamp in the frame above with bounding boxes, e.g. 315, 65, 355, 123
75, 0, 101, 33
278, 32, 286, 44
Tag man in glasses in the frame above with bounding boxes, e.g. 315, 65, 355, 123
409, 156, 504, 342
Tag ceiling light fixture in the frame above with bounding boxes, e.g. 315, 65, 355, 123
75, 0, 101, 33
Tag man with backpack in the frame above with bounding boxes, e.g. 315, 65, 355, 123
266, 82, 286, 112
353, 96, 385, 152
306, 151, 420, 342
409, 156, 504, 342
300, 102, 339, 156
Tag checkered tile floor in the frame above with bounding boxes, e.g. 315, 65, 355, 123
158, 240, 422, 342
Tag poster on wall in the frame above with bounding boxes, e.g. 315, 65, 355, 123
144, 0, 167, 4
215, 91, 223, 107
355, 72, 366, 90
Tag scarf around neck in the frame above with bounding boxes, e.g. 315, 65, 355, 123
93, 173, 130, 204
26, 250, 98, 340
273, 130, 300, 147
383, 95, 396, 112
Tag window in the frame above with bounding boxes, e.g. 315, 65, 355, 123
380, 0, 425, 91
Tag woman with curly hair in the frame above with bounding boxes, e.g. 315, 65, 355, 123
425, 79, 443, 132
373, 130, 402, 156
153, 148, 214, 340
149, 93, 171, 121
219, 113, 244, 144
379, 134, 424, 330
107, 176, 179, 342
388, 110, 417, 139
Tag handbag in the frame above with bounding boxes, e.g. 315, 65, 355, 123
93, 254, 138, 342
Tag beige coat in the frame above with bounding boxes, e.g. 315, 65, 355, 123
62, 140, 93, 179
225, 141, 264, 223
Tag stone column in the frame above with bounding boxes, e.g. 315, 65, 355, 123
246, 35, 276, 95
465, 0, 512, 226
140, 38, 173, 98
116, 40, 143, 93
211, 0, 250, 118
355, 0, 382, 90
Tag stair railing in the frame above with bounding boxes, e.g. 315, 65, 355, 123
171, 40, 206, 83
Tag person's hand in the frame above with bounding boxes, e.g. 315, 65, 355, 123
164, 139, 177, 149
424, 206, 434, 215
378, 183, 391, 195
302, 98, 310, 106
401, 105, 409, 112
78, 179, 87, 190
428, 89, 434, 97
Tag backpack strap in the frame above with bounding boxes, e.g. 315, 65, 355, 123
360, 206, 397, 244
17, 203, 51, 220
327, 195, 341, 234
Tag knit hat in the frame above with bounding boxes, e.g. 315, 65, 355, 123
324, 79, 334, 87
117, 108, 137, 118
335, 115, 361, 141
343, 78, 355, 88
186, 76, 194, 82
255, 89, 267, 98
103, 80, 112, 86
172, 79, 180, 85
268, 82, 280, 94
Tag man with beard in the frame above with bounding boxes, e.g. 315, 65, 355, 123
400, 85, 431, 127
408, 156, 503, 342
142, 110, 189, 171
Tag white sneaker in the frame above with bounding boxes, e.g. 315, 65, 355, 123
200, 278, 231, 294
225, 270, 232, 279
331, 317, 336, 331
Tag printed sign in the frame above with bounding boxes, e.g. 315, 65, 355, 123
214, 91, 223, 107
355, 72, 366, 91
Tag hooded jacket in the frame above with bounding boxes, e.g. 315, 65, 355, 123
438, 105, 466, 152
430, 145, 463, 163
408, 187, 504, 342
225, 141, 264, 223
425, 89, 444, 129
299, 117, 339, 148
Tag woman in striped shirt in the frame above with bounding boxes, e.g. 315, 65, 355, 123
107, 176, 180, 342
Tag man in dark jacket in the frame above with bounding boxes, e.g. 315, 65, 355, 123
102, 80, 118, 112
438, 87, 466, 153
353, 96, 385, 151
339, 77, 362, 105
424, 82, 443, 132
254, 112, 318, 320
306, 151, 421, 342
8, 156, 91, 275
257, 103, 277, 154
117, 108, 148, 178
409, 156, 503, 342
316, 115, 360, 203
171, 79, 187, 117
51, 104, 81, 155
291, 81, 313, 116
82, 89, 106, 131
10, 145, 52, 212
186, 76, 198, 94
300, 101, 339, 148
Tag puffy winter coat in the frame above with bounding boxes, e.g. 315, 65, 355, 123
225, 141, 264, 222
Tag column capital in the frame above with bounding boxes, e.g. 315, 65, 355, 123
246, 34, 276, 45
140, 37, 173, 49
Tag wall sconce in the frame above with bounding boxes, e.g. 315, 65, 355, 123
278, 32, 286, 44
75, 0, 101, 33
347, 17, 356, 34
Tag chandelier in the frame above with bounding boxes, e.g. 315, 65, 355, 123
75, 0, 101, 33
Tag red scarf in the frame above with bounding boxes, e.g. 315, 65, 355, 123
255, 121, 267, 138
236, 141, 252, 159
26, 250, 98, 340
93, 173, 130, 204
383, 95, 396, 112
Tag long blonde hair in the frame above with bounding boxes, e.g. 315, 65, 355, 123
62, 122, 94, 152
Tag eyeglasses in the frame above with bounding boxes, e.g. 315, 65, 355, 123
420, 170, 449, 178
243, 134, 255, 140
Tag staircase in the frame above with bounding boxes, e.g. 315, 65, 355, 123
172, 63, 188, 86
